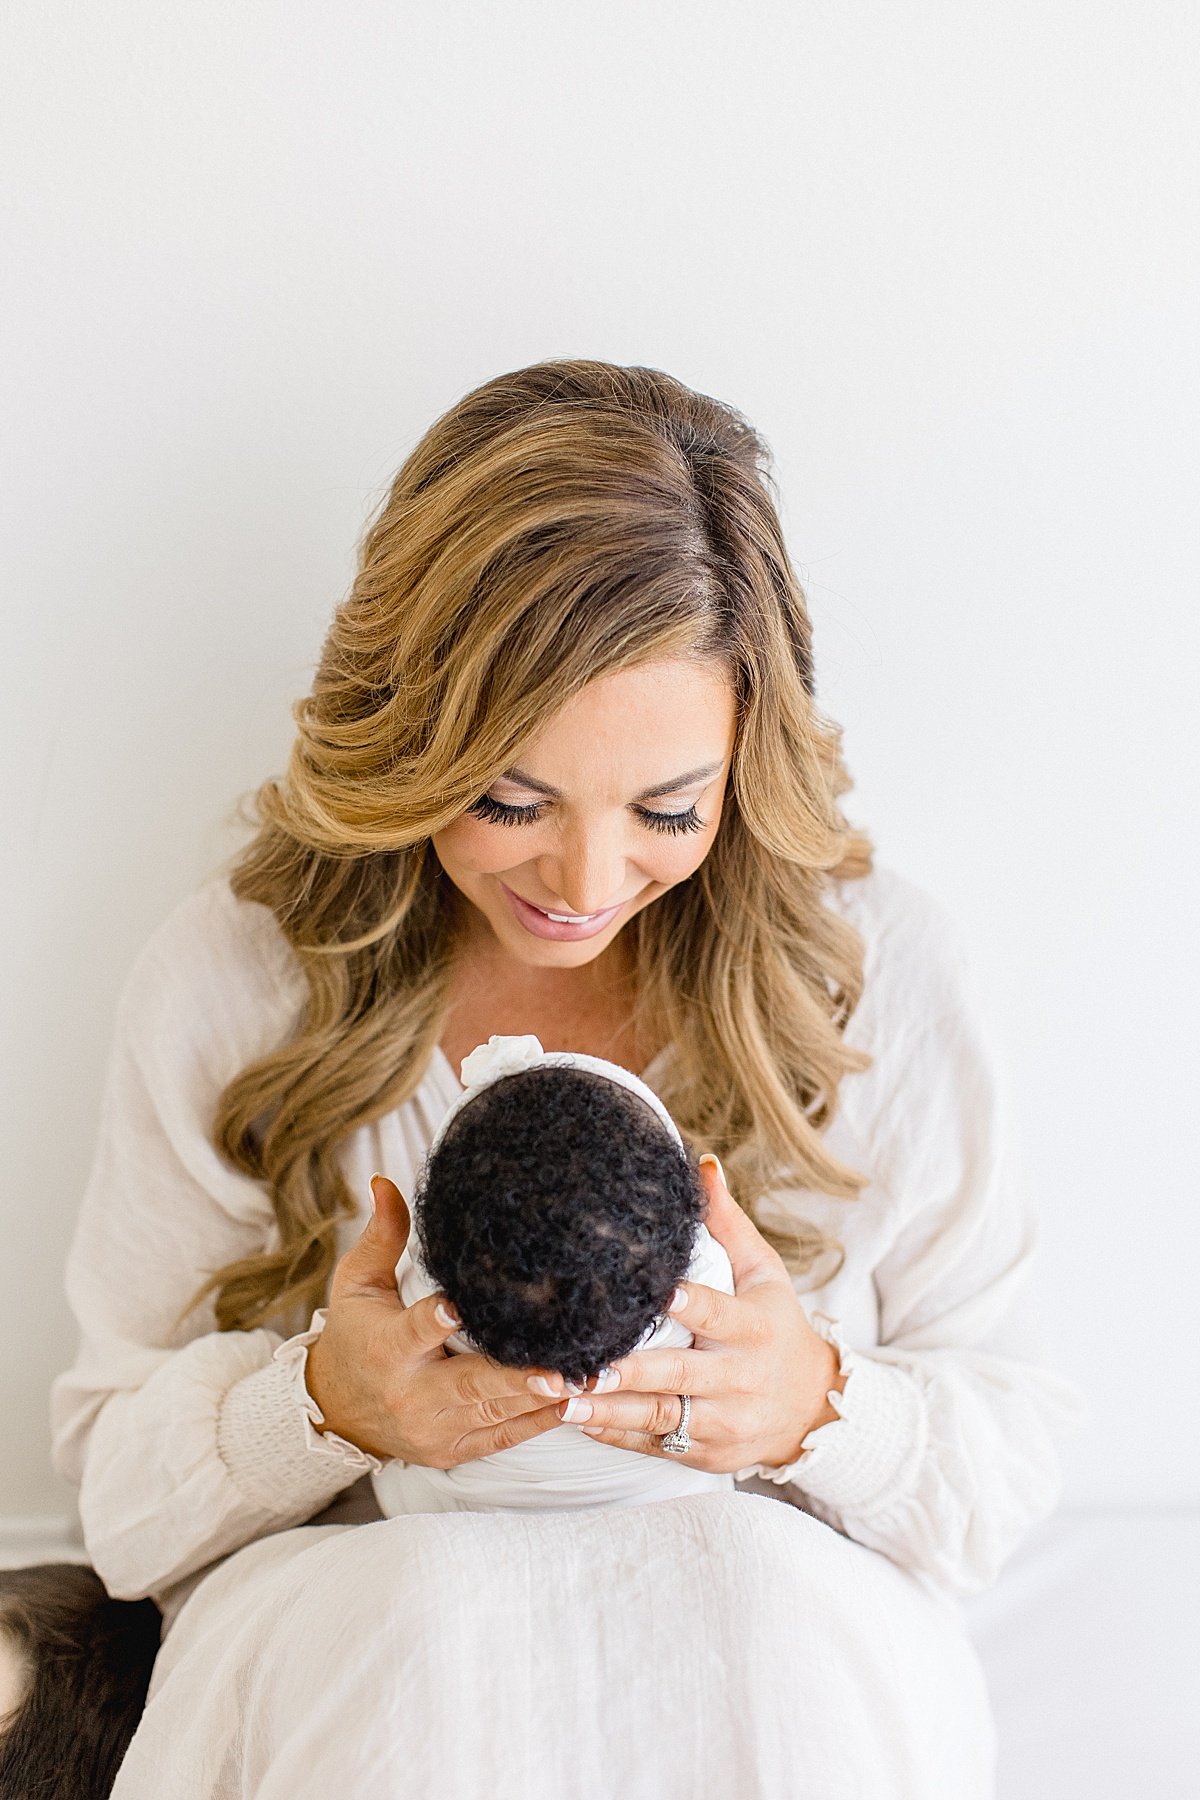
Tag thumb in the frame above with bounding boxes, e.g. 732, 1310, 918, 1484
697, 1154, 779, 1290
337, 1173, 411, 1300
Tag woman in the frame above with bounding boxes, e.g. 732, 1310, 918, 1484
42, 359, 1082, 1798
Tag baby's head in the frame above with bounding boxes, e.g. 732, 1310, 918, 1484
412, 1041, 705, 1386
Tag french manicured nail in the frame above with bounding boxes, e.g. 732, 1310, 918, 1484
435, 1301, 461, 1329
562, 1397, 593, 1422
699, 1153, 727, 1187
562, 1378, 585, 1395
668, 1286, 688, 1314
369, 1173, 382, 1214
592, 1367, 621, 1392
527, 1375, 562, 1398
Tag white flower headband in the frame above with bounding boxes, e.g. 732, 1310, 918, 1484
424, 1032, 684, 1165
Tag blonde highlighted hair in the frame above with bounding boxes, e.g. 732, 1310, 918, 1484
179, 359, 875, 1341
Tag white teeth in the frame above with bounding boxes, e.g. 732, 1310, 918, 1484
545, 910, 595, 923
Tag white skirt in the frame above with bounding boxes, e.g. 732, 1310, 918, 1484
110, 1492, 996, 1800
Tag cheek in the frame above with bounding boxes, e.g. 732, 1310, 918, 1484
436, 819, 517, 875
650, 833, 709, 880
641, 808, 725, 885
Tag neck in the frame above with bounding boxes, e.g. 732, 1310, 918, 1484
457, 920, 635, 1003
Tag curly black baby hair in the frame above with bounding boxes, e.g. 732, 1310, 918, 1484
416, 1065, 705, 1386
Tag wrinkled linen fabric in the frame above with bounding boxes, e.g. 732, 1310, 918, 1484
110, 1499, 997, 1800
48, 860, 1088, 1796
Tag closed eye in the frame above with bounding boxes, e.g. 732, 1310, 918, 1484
467, 793, 705, 836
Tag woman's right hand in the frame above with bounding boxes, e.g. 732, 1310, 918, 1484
303, 1173, 570, 1467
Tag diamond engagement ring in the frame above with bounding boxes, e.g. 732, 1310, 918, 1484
659, 1393, 691, 1455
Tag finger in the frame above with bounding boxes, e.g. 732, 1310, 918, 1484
334, 1174, 412, 1302
524, 1368, 587, 1400
395, 1289, 468, 1356
576, 1423, 695, 1463
590, 1345, 735, 1398
560, 1389, 692, 1437
454, 1400, 565, 1463
697, 1155, 782, 1292
449, 1351, 578, 1414
659, 1274, 764, 1348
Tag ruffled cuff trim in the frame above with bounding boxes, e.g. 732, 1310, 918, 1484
216, 1306, 383, 1517
270, 1307, 385, 1474
736, 1311, 928, 1516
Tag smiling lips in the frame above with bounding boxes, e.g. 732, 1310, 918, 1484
499, 882, 628, 939
517, 890, 621, 922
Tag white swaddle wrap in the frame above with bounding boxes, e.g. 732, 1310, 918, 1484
370, 1033, 736, 1516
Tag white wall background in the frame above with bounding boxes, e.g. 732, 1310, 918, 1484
2, 0, 1196, 1527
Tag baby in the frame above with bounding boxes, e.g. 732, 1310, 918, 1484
371, 1033, 737, 1516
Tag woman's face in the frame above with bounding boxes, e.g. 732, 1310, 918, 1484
430, 657, 737, 974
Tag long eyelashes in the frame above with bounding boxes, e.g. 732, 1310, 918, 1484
467, 793, 706, 836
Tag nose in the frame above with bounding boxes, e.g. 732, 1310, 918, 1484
537, 822, 628, 916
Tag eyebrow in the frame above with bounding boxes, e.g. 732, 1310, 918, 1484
500, 761, 725, 801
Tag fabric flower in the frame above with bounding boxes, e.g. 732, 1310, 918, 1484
458, 1033, 547, 1091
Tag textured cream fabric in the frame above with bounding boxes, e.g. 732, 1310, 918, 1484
47, 859, 1086, 1795
110, 1499, 999, 1800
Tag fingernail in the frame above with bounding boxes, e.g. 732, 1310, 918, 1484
668, 1286, 688, 1314
592, 1367, 621, 1392
562, 1378, 585, 1396
699, 1153, 727, 1187
562, 1397, 593, 1422
528, 1374, 562, 1398
435, 1301, 461, 1329
369, 1173, 382, 1215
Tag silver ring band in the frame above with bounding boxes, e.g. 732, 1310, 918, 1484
659, 1393, 691, 1455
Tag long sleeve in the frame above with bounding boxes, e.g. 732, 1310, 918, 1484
48, 885, 382, 1605
743, 890, 1089, 1600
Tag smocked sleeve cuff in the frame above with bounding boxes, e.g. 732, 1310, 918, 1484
736, 1312, 929, 1515
215, 1306, 383, 1517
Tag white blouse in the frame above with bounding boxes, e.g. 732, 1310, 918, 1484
47, 860, 1087, 1627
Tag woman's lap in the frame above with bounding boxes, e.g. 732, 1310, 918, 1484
112, 1493, 996, 1800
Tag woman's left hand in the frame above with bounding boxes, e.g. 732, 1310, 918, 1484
545, 1156, 847, 1472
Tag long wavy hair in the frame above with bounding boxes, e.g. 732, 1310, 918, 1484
175, 359, 876, 1341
